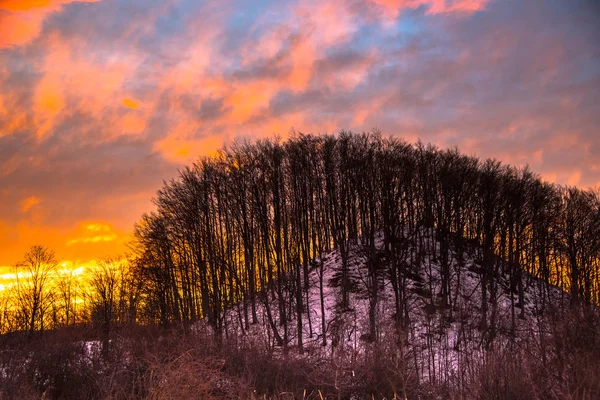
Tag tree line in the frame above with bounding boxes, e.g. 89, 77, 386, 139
1, 132, 599, 350
132, 132, 600, 349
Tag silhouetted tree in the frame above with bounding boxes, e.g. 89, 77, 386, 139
13, 245, 58, 334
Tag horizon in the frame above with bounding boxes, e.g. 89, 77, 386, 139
1, 0, 599, 267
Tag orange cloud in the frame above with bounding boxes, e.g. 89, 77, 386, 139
0, 211, 132, 265
154, 135, 226, 163
0, 0, 101, 48
22, 28, 147, 141
34, 73, 66, 137
227, 81, 275, 122
66, 221, 123, 248
0, 221, 67, 265
85, 223, 111, 233
567, 170, 582, 186
120, 113, 146, 135
0, 1, 62, 12
66, 234, 117, 246
20, 196, 41, 212
123, 98, 139, 109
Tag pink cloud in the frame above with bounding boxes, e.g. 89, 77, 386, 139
370, 0, 489, 18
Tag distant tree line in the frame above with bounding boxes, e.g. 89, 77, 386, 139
0, 248, 139, 341
127, 132, 599, 350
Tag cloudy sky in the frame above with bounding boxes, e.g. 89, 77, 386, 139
0, 0, 598, 267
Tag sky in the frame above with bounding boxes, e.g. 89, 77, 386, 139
0, 0, 599, 268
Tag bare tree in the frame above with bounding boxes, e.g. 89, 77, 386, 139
13, 245, 58, 334
86, 257, 124, 354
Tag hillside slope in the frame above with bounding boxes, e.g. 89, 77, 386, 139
203, 228, 570, 393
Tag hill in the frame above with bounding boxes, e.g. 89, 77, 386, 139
1, 132, 599, 399
194, 227, 581, 398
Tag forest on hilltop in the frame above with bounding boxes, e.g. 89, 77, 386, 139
1, 132, 599, 399
134, 131, 600, 334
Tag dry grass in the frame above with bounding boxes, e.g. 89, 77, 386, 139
0, 308, 599, 400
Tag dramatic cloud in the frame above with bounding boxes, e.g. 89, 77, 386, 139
0, 0, 598, 265
0, 0, 100, 48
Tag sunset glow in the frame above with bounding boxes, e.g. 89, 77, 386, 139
0, 0, 599, 269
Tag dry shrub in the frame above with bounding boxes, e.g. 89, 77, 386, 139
90, 331, 251, 399
218, 341, 319, 398
460, 305, 600, 400
145, 351, 240, 399
347, 333, 424, 400
1, 308, 598, 400
0, 329, 100, 399
541, 306, 600, 400
475, 349, 536, 400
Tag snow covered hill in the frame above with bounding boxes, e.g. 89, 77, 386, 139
198, 228, 569, 391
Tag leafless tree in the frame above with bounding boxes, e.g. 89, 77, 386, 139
13, 245, 58, 334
